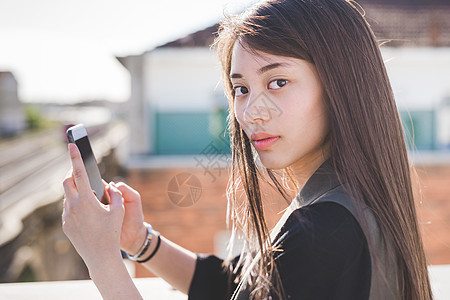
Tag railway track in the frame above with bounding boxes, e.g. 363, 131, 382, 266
0, 122, 128, 245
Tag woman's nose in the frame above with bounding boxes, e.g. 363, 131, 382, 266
243, 91, 277, 124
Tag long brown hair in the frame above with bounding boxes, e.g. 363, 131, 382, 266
214, 0, 432, 299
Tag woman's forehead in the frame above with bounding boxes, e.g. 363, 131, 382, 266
230, 42, 309, 76
231, 43, 294, 68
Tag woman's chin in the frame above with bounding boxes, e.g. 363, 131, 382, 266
258, 154, 290, 170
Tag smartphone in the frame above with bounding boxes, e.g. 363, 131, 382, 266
66, 124, 109, 204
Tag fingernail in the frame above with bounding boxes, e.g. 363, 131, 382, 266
68, 143, 76, 153
110, 186, 118, 195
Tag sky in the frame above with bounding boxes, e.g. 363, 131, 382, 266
0, 0, 257, 103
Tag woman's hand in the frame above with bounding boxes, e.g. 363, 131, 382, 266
62, 143, 125, 268
110, 182, 147, 256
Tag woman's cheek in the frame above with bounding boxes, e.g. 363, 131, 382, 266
234, 102, 244, 126
234, 104, 251, 139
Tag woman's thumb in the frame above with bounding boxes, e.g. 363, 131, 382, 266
108, 185, 124, 210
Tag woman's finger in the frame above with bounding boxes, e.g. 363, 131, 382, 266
68, 143, 91, 196
63, 170, 78, 199
102, 179, 109, 189
109, 185, 124, 210
114, 182, 140, 203
62, 197, 68, 213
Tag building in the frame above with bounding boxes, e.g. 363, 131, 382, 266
358, 0, 450, 150
0, 72, 26, 137
117, 25, 227, 159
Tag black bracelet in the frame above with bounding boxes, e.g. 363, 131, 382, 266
137, 232, 161, 264
125, 222, 153, 261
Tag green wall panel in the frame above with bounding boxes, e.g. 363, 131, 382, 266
154, 111, 230, 155
400, 110, 436, 151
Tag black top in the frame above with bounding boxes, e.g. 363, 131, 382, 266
188, 161, 372, 299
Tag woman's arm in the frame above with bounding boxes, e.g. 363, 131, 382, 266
62, 144, 142, 299
113, 182, 197, 295
88, 252, 143, 299
137, 232, 197, 294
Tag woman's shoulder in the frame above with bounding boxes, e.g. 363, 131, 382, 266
281, 181, 367, 239
273, 201, 370, 267
277, 201, 366, 247
272, 202, 372, 299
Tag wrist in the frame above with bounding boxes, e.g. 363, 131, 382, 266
87, 250, 124, 281
125, 222, 155, 261
136, 231, 161, 264
88, 255, 143, 299
125, 222, 148, 256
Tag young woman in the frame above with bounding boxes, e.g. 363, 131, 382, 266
62, 0, 433, 299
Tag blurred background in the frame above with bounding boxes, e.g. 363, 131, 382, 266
0, 0, 449, 294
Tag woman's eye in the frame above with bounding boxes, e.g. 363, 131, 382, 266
234, 86, 249, 97
268, 79, 287, 90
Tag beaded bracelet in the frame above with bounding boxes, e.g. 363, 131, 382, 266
125, 222, 153, 261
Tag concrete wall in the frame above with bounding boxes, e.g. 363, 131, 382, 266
144, 48, 225, 113
382, 47, 450, 148
382, 47, 450, 110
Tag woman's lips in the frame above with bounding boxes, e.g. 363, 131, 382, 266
251, 135, 280, 150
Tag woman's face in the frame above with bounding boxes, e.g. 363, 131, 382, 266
230, 42, 330, 171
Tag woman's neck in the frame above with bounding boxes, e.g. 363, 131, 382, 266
290, 151, 329, 189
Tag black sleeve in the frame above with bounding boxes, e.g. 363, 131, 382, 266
272, 202, 371, 300
188, 253, 241, 300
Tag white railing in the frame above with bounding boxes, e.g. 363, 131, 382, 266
0, 264, 449, 300
0, 277, 186, 300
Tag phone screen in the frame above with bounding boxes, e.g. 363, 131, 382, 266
76, 136, 104, 197
67, 127, 107, 204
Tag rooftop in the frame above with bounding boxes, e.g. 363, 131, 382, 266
154, 1, 450, 49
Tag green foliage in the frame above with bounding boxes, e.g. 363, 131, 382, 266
25, 105, 48, 130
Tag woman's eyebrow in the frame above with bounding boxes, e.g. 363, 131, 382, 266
258, 62, 289, 74
230, 62, 290, 79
